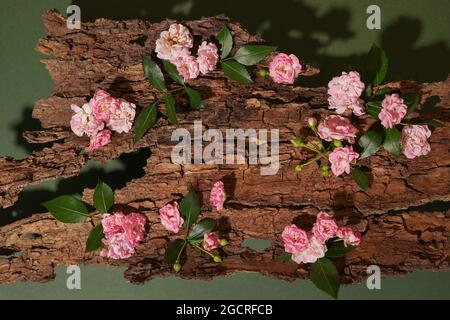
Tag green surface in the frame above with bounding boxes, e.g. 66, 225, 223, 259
0, 0, 449, 299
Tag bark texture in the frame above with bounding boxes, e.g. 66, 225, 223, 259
0, 10, 448, 284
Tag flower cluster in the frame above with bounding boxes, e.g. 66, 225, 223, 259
282, 212, 361, 264
155, 23, 219, 81
70, 90, 136, 151
100, 212, 147, 260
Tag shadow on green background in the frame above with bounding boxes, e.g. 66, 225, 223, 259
0, 0, 449, 299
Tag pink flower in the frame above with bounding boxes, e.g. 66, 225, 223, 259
328, 71, 365, 116
401, 125, 432, 159
209, 181, 225, 210
70, 103, 104, 137
291, 236, 327, 264
317, 115, 358, 144
269, 53, 302, 84
100, 212, 146, 260
197, 41, 219, 75
107, 99, 136, 133
378, 94, 407, 128
155, 23, 193, 62
282, 224, 309, 254
336, 227, 361, 247
203, 232, 220, 251
88, 129, 111, 152
307, 116, 317, 127
328, 146, 359, 176
173, 54, 200, 81
312, 211, 338, 243
159, 202, 184, 234
90, 90, 118, 122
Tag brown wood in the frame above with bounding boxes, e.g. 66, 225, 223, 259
0, 10, 448, 284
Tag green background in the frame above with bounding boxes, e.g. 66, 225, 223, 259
0, 0, 449, 299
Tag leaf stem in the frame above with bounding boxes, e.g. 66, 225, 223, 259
176, 240, 188, 262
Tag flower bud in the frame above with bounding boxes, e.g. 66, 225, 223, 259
291, 136, 304, 148
220, 239, 228, 247
321, 165, 330, 177
173, 262, 181, 273
295, 164, 303, 172
332, 139, 342, 147
213, 255, 222, 263
307, 117, 317, 128
258, 68, 269, 77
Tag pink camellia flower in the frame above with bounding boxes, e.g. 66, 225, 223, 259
107, 99, 136, 133
210, 181, 226, 210
291, 236, 327, 264
317, 115, 358, 144
328, 71, 365, 116
100, 212, 146, 260
90, 90, 118, 122
378, 94, 407, 128
159, 202, 184, 234
70, 103, 104, 137
401, 125, 432, 159
173, 54, 200, 81
282, 224, 309, 254
88, 129, 111, 152
336, 227, 361, 247
269, 53, 302, 84
328, 146, 359, 176
155, 23, 193, 62
197, 41, 219, 75
312, 211, 338, 243
203, 232, 220, 251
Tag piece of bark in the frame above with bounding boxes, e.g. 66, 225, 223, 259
0, 10, 448, 285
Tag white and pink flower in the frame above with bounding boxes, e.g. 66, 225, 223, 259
203, 232, 220, 251
378, 94, 407, 128
197, 41, 219, 75
210, 181, 226, 210
155, 23, 193, 62
291, 236, 327, 264
317, 115, 358, 144
328, 146, 359, 176
107, 99, 136, 133
336, 227, 361, 247
401, 124, 432, 159
327, 71, 365, 116
282, 224, 309, 254
159, 202, 184, 234
173, 54, 200, 81
88, 129, 111, 152
269, 53, 302, 84
312, 212, 338, 244
70, 103, 104, 137
90, 90, 118, 123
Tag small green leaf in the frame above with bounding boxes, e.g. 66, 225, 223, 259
365, 44, 388, 86
188, 219, 216, 240
93, 181, 114, 213
162, 60, 184, 85
164, 239, 186, 265
277, 252, 294, 263
221, 61, 252, 84
85, 224, 104, 252
325, 241, 355, 258
410, 119, 446, 128
373, 87, 392, 96
180, 185, 201, 229
365, 101, 381, 119
383, 127, 402, 157
184, 87, 203, 109
216, 26, 233, 59
358, 131, 383, 159
142, 56, 166, 91
351, 167, 369, 192
310, 257, 340, 299
232, 45, 274, 66
133, 103, 158, 143
165, 95, 178, 125
403, 93, 420, 115
42, 195, 89, 224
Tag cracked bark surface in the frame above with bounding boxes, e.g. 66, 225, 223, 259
0, 10, 448, 284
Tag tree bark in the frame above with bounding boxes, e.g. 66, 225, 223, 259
0, 10, 448, 284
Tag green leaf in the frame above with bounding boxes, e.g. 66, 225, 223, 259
142, 56, 166, 91
351, 167, 369, 192
179, 185, 201, 229
410, 119, 446, 128
221, 61, 252, 84
325, 241, 355, 258
373, 86, 392, 96
162, 60, 184, 85
216, 26, 233, 59
184, 87, 203, 109
93, 181, 114, 213
42, 195, 89, 224
403, 93, 420, 115
277, 252, 293, 263
358, 131, 383, 159
310, 257, 340, 299
85, 224, 104, 252
365, 44, 388, 86
365, 101, 381, 119
133, 103, 158, 143
383, 127, 402, 157
188, 219, 216, 240
164, 239, 186, 265
165, 95, 178, 125
232, 45, 274, 66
